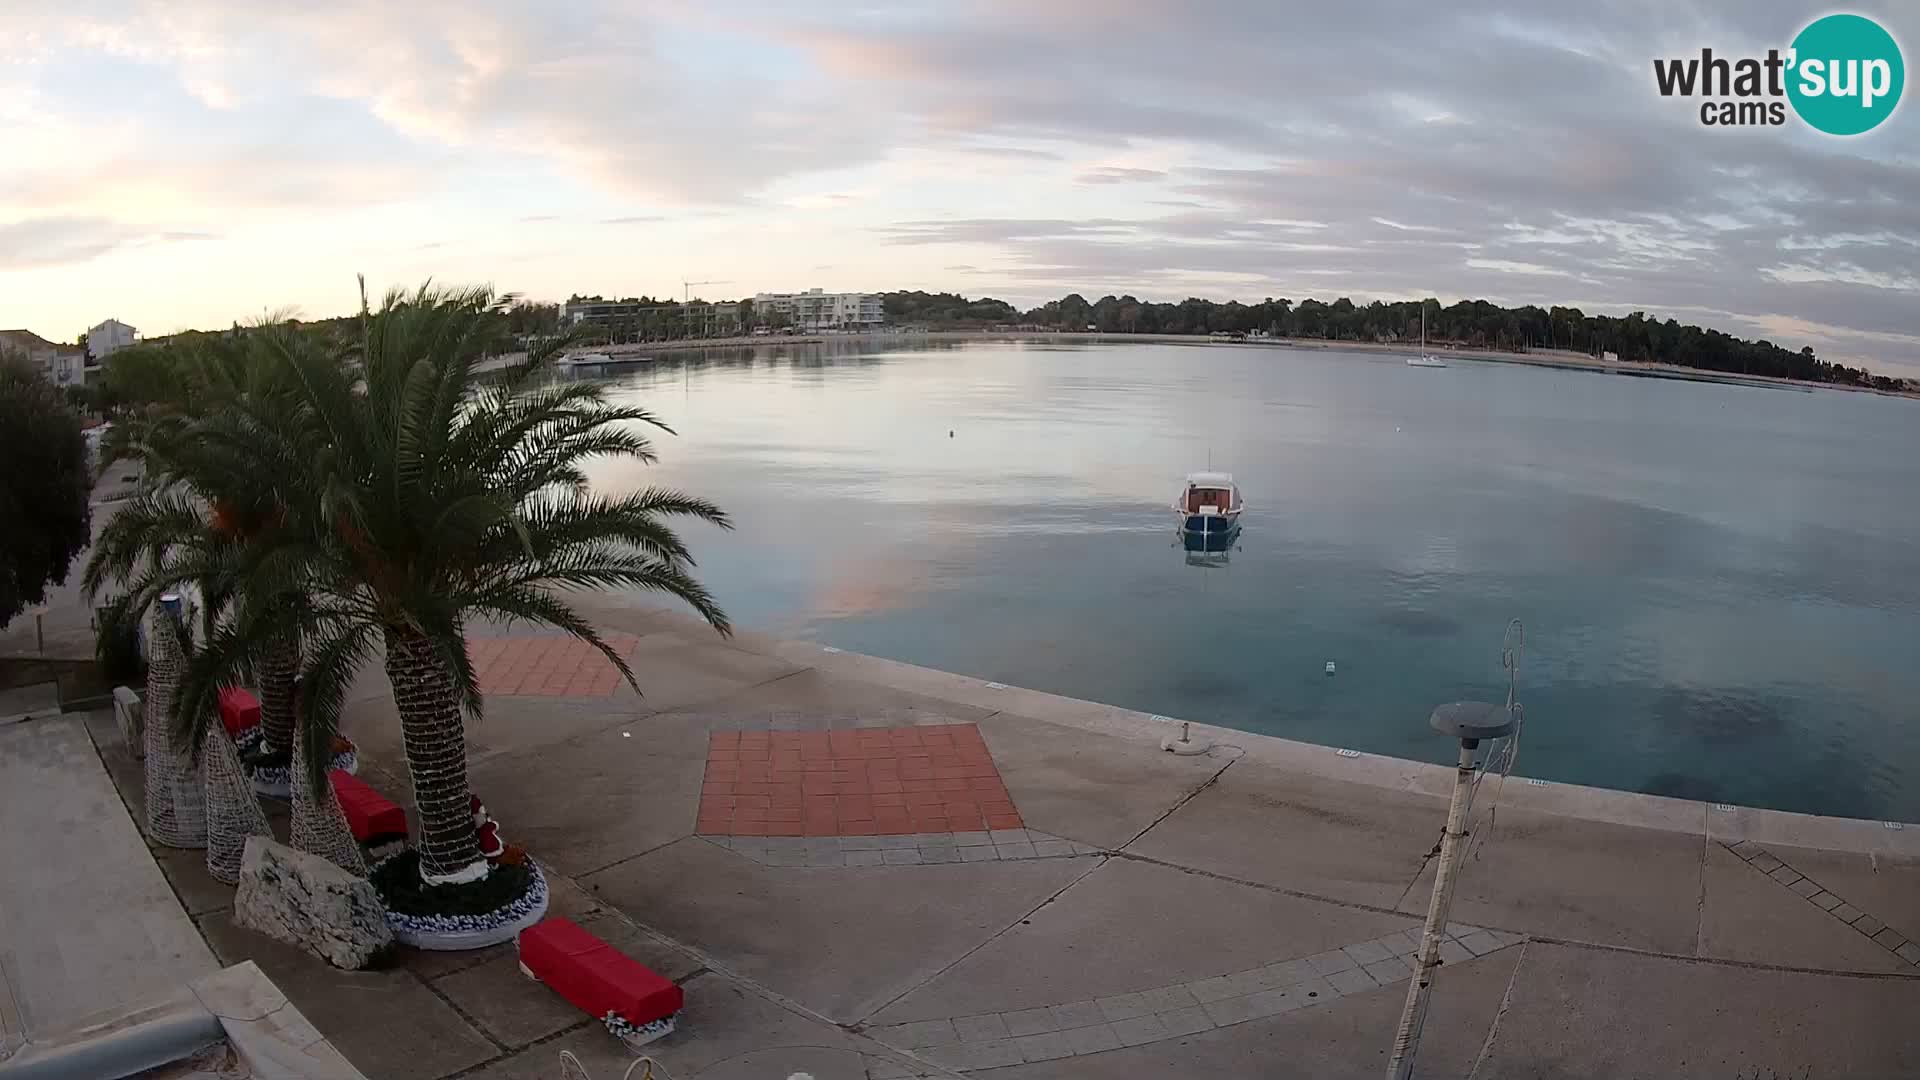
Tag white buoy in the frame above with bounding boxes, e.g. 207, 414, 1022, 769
1325, 661, 1337, 675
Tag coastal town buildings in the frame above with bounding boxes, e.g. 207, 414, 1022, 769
751, 289, 884, 331
0, 328, 87, 386
87, 318, 137, 359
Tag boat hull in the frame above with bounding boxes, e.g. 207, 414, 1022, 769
1180, 513, 1241, 539
1181, 526, 1238, 553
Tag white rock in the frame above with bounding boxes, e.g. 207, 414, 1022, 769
113, 686, 144, 758
234, 836, 392, 970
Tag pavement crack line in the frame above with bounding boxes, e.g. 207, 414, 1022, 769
1691, 826, 1710, 958
1112, 849, 1434, 923
1465, 939, 1530, 1080
574, 834, 703, 881
1117, 752, 1241, 853
854, 852, 1113, 1027
421, 974, 510, 1055
1391, 830, 1447, 912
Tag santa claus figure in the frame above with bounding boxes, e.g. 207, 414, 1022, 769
470, 795, 506, 860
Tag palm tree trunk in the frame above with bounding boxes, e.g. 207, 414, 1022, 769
382, 626, 484, 884
257, 632, 298, 755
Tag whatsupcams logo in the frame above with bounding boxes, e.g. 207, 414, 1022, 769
1653, 13, 1904, 134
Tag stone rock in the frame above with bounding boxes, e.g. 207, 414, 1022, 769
113, 686, 145, 758
233, 836, 392, 970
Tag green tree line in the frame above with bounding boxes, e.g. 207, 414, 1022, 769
985, 293, 1893, 389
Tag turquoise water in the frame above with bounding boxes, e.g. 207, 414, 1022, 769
585, 339, 1920, 823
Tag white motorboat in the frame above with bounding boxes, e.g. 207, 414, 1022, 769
1172, 472, 1244, 547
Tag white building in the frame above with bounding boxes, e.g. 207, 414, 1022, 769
751, 289, 885, 332
0, 328, 86, 386
48, 351, 86, 385
88, 318, 137, 359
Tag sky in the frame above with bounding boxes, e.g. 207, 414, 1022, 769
2, 1, 1917, 375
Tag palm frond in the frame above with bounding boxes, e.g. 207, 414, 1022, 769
295, 620, 382, 793
471, 585, 641, 691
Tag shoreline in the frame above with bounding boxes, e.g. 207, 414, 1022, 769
548, 331, 1918, 399
573, 597, 1920, 851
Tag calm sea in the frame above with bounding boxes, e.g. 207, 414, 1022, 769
583, 339, 1920, 823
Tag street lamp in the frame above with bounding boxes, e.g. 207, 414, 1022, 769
1385, 619, 1524, 1080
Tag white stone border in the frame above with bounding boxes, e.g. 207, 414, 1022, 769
381, 857, 550, 951
249, 740, 359, 799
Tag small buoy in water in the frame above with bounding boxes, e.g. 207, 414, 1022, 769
1325, 661, 1337, 675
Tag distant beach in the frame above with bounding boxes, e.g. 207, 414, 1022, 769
514, 330, 1915, 399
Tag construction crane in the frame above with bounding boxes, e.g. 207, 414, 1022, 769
680, 280, 736, 339
682, 279, 731, 302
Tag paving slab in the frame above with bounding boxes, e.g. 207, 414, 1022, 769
699, 665, 996, 724
1697, 842, 1905, 972
1123, 757, 1441, 908
581, 835, 1093, 1023
873, 856, 1416, 1023
975, 710, 1226, 851
341, 689, 652, 772
607, 637, 807, 714
429, 950, 587, 1050
82, 706, 153, 840
0, 681, 61, 723
0, 715, 217, 1046
1755, 843, 1920, 947
195, 911, 496, 1078
1471, 941, 1920, 1077
1394, 804, 1707, 952
464, 971, 873, 1080
152, 847, 237, 918
964, 944, 1520, 1079
462, 712, 715, 877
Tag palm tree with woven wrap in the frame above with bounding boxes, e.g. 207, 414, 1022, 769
174, 282, 730, 925
85, 325, 366, 871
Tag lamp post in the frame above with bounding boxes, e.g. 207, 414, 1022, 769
1383, 699, 1516, 1080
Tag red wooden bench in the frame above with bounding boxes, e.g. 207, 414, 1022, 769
329, 769, 408, 845
518, 917, 682, 1046
218, 687, 261, 738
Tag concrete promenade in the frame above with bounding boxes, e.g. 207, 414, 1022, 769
0, 716, 217, 1055
79, 598, 1920, 1078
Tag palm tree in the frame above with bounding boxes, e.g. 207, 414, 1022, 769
179, 282, 730, 896
85, 327, 364, 867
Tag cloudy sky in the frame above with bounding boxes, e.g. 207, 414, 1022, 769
3, 1, 1917, 374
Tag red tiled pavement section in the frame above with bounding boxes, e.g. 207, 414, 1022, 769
697, 725, 1024, 838
468, 634, 641, 698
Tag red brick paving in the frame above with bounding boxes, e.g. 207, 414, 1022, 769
469, 634, 641, 698
696, 724, 1024, 837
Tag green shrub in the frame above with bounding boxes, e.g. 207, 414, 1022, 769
95, 595, 147, 685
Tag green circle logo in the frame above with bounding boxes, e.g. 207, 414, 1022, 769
1787, 14, 1904, 135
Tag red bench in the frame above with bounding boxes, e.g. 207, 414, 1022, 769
218, 687, 261, 738
518, 917, 682, 1045
329, 769, 407, 844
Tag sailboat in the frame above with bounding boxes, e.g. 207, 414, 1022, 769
1406, 306, 1447, 368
